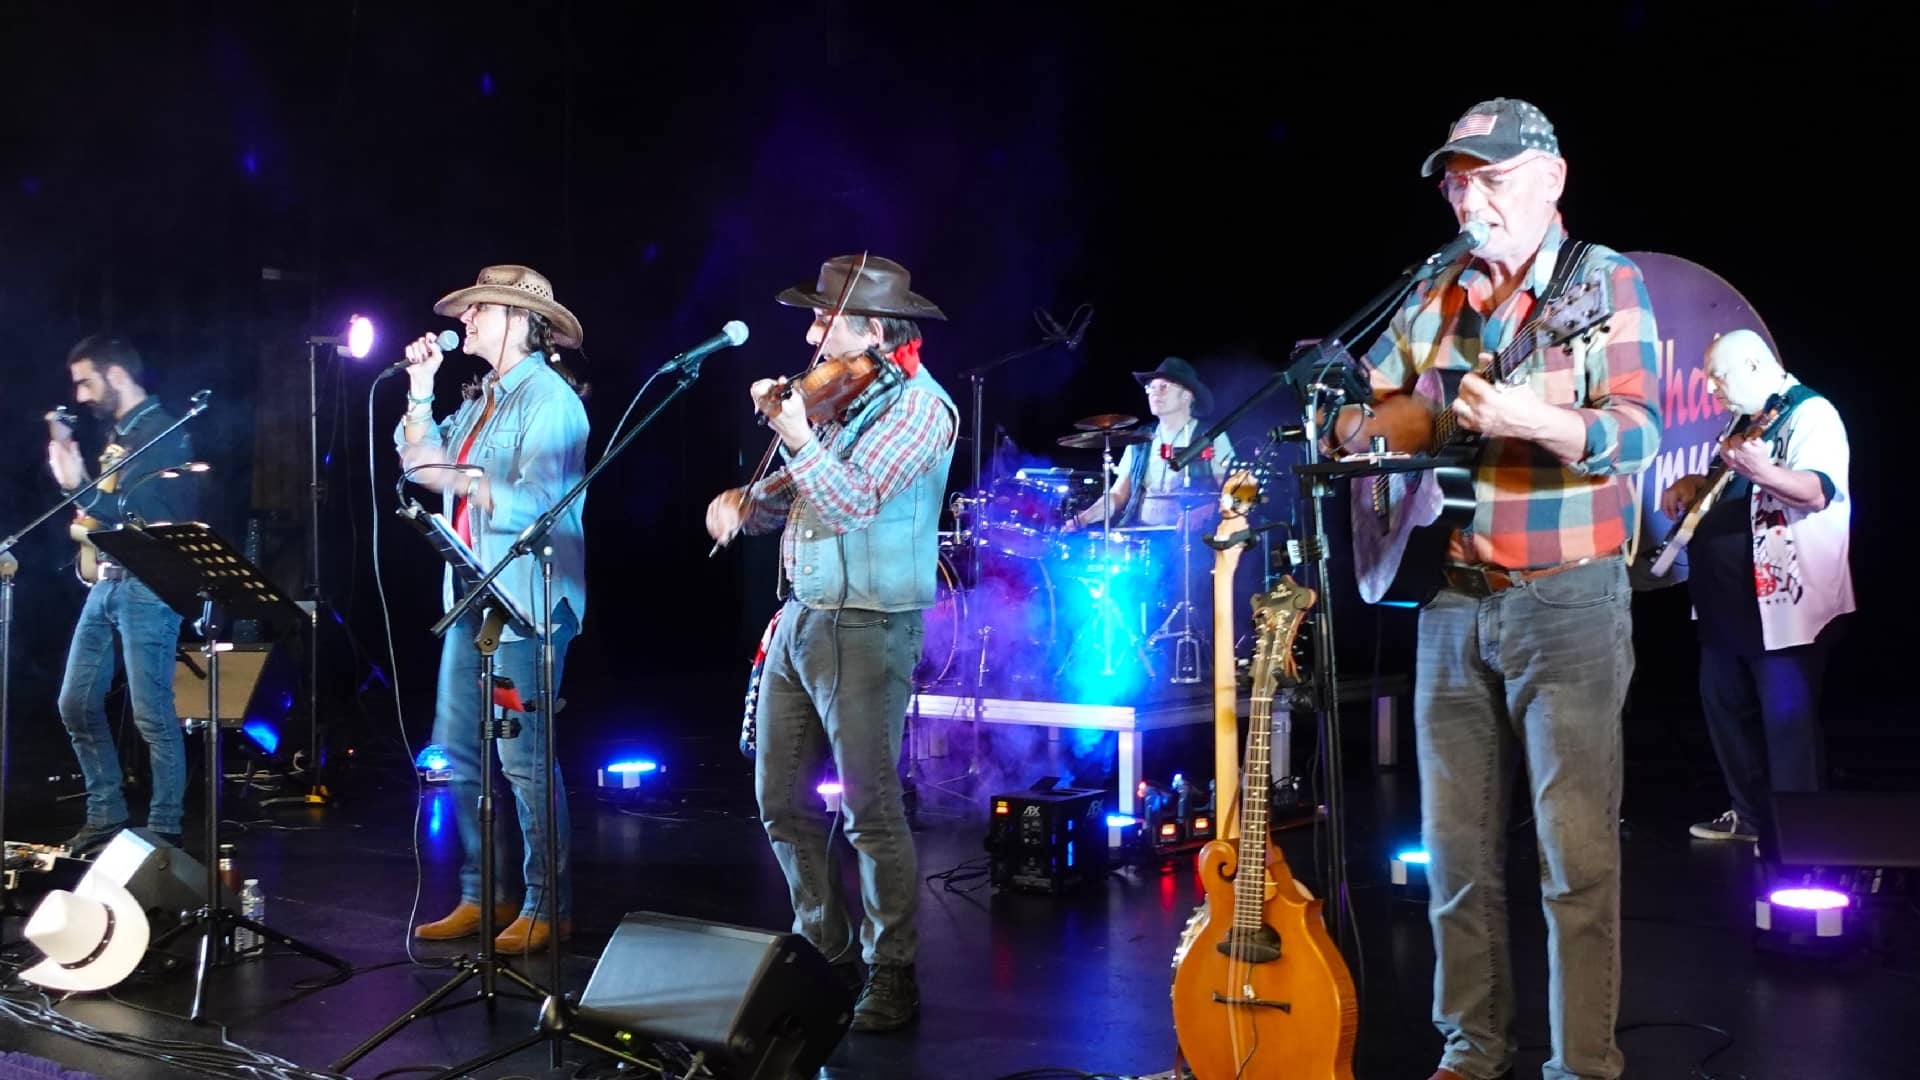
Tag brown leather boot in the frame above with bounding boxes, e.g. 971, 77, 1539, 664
494, 915, 573, 953
413, 901, 518, 941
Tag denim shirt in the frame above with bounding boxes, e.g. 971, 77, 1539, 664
395, 353, 588, 639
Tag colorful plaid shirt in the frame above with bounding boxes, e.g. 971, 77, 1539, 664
741, 379, 957, 577
1363, 217, 1662, 569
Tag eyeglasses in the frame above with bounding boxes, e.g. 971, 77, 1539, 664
1435, 157, 1534, 199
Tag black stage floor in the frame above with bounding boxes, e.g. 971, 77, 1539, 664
2, 684, 1914, 1080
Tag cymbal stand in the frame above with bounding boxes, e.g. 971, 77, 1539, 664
1056, 432, 1153, 680
1145, 502, 1204, 684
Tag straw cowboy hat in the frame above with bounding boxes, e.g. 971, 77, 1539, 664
1133, 356, 1214, 416
21, 874, 152, 992
433, 265, 584, 348
776, 254, 947, 321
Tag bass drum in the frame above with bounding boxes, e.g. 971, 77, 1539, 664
915, 546, 1056, 691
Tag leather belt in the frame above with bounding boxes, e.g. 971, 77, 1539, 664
98, 564, 128, 582
1441, 556, 1603, 599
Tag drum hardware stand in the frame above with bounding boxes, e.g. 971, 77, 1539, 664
1145, 501, 1206, 685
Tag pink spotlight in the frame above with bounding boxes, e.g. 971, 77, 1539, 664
347, 314, 376, 360
1768, 887, 1850, 911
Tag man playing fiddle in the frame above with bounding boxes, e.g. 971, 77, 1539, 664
705, 254, 956, 1033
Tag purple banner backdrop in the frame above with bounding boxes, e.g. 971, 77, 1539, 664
1622, 251, 1778, 590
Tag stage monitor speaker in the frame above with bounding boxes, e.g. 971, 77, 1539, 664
89, 828, 214, 972
1773, 792, 1920, 869
575, 911, 853, 1079
173, 642, 295, 729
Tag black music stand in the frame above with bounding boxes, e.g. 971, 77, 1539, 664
330, 500, 563, 1072
89, 521, 349, 1022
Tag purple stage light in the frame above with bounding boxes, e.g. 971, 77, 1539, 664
347, 315, 376, 360
1768, 887, 1849, 911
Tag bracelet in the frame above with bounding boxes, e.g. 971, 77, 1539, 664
406, 391, 434, 405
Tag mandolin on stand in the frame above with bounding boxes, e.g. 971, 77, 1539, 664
1171, 572, 1358, 1079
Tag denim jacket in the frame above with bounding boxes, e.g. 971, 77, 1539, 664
784, 366, 956, 613
395, 353, 588, 638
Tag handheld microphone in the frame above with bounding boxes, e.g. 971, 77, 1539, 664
661, 320, 749, 375
389, 329, 462, 371
1414, 220, 1490, 277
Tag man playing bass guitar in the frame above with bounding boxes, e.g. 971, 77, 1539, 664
1328, 99, 1661, 1080
47, 335, 199, 857
1661, 330, 1853, 856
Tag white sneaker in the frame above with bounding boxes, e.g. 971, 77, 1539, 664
1689, 808, 1758, 842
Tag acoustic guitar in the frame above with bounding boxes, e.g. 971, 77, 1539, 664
1646, 391, 1789, 577
46, 406, 112, 586
1172, 573, 1358, 1079
1348, 271, 1614, 605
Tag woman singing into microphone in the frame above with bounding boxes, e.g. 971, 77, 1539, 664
396, 265, 589, 954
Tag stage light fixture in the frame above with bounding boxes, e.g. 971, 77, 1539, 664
1391, 847, 1430, 901
414, 743, 452, 783
1755, 885, 1860, 958
597, 758, 661, 794
241, 719, 280, 756
817, 780, 844, 814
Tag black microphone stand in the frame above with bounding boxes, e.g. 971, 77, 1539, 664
0, 394, 210, 899
423, 350, 714, 1078
916, 323, 1078, 810
1166, 251, 1443, 963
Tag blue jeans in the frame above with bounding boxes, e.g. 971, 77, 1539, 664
432, 602, 576, 921
755, 600, 923, 967
1417, 557, 1631, 1080
57, 577, 187, 835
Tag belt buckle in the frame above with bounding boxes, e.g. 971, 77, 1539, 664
1446, 564, 1494, 598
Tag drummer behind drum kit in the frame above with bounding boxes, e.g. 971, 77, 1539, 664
918, 413, 1216, 697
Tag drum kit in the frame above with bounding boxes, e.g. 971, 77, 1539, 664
918, 412, 1217, 695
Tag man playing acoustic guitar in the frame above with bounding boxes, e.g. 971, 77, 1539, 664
1662, 330, 1853, 856
1329, 99, 1661, 1080
47, 335, 198, 857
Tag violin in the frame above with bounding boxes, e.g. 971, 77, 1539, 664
754, 348, 894, 426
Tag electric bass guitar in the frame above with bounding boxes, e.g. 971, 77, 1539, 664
1646, 392, 1789, 577
1171, 574, 1358, 1079
45, 406, 112, 586
1349, 271, 1614, 605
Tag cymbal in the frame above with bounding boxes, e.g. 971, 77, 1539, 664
1056, 429, 1150, 450
1142, 490, 1221, 505
1072, 413, 1139, 432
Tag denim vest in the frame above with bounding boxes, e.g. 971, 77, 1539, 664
786, 365, 956, 613
1117, 421, 1216, 527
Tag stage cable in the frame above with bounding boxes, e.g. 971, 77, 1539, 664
366, 377, 446, 972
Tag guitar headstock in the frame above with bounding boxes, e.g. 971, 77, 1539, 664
1249, 575, 1317, 690
1208, 468, 1261, 553
1537, 270, 1615, 352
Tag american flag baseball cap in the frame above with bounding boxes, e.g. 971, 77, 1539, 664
1419, 98, 1561, 177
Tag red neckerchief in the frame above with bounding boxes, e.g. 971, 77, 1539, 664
890, 339, 922, 378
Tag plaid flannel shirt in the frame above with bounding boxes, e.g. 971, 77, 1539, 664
740, 382, 956, 577
1364, 217, 1662, 569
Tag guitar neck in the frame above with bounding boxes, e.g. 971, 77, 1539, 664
1212, 544, 1243, 841
1429, 333, 1534, 448
1234, 681, 1273, 930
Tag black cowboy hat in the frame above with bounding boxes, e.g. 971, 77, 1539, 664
776, 254, 947, 321
1132, 356, 1213, 416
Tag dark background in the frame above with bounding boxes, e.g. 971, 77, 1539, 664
1, 2, 1908, 807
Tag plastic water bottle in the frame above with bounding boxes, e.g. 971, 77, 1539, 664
236, 879, 264, 953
